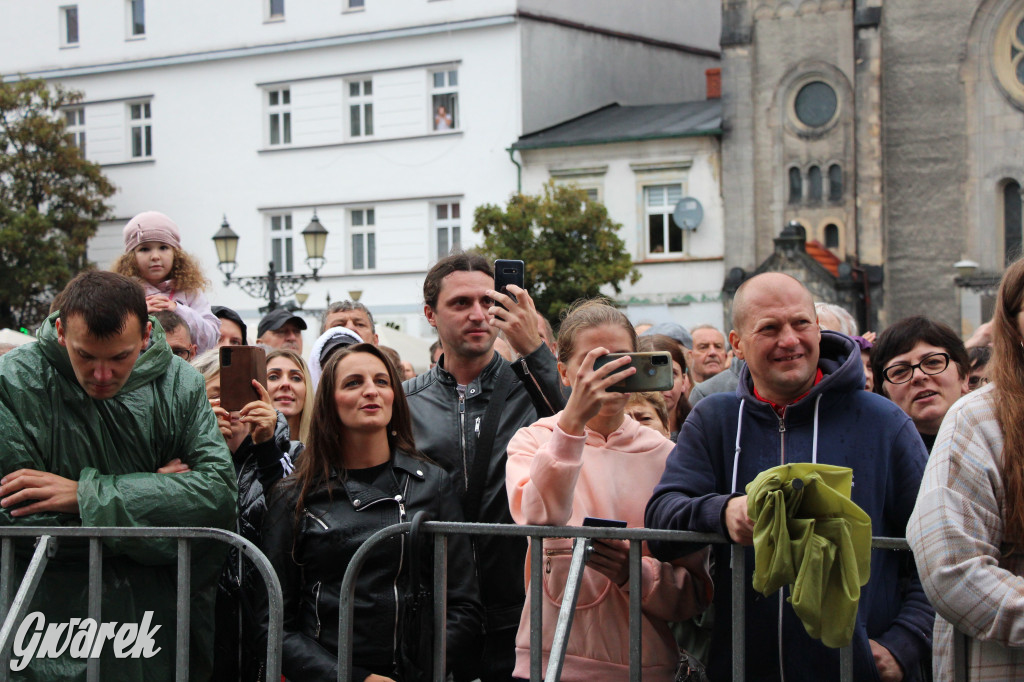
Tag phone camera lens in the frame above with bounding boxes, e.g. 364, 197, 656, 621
648, 368, 656, 376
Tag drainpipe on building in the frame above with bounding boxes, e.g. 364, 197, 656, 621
507, 147, 522, 193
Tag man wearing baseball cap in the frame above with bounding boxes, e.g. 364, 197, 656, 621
256, 309, 306, 353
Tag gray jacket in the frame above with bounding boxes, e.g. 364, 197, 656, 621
688, 358, 745, 405
403, 344, 565, 629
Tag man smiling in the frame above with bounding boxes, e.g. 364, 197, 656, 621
647, 272, 933, 682
0, 271, 236, 681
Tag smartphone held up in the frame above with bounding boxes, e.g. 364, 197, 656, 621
593, 351, 674, 393
219, 346, 268, 411
494, 259, 525, 309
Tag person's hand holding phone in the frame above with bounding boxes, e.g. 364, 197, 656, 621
487, 283, 544, 357
557, 347, 635, 436
239, 380, 278, 445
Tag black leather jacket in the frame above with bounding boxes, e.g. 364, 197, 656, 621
255, 450, 482, 682
402, 344, 565, 632
215, 412, 303, 681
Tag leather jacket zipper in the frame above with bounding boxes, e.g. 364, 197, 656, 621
313, 581, 323, 639
305, 510, 328, 530
459, 391, 468, 486
518, 359, 555, 415
392, 486, 408, 669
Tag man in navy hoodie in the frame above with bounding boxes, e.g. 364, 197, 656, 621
646, 273, 932, 681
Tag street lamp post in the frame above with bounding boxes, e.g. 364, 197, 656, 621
212, 212, 329, 312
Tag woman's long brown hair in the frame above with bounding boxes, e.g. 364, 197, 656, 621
992, 258, 1024, 544
288, 343, 422, 520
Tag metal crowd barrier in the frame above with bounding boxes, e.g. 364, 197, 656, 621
0, 527, 283, 682
338, 522, 967, 682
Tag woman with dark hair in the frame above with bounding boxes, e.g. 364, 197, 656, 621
639, 334, 691, 441
256, 343, 481, 682
907, 258, 1024, 679
870, 315, 969, 451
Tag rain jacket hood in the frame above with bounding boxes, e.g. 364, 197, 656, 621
0, 312, 238, 682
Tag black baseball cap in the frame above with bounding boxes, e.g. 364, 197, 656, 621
212, 305, 248, 345
257, 309, 307, 339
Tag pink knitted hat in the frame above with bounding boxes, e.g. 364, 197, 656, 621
123, 211, 182, 252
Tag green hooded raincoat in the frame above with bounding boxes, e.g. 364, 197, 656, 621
0, 313, 238, 681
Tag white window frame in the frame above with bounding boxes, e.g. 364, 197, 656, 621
350, 208, 376, 271
60, 5, 79, 47
347, 79, 373, 139
268, 214, 294, 274
430, 68, 458, 131
126, 0, 145, 38
267, 88, 292, 146
267, 0, 285, 21
128, 100, 152, 159
644, 183, 687, 258
344, 0, 365, 12
65, 107, 86, 156
433, 201, 461, 258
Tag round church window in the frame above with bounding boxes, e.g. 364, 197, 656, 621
993, 4, 1024, 109
793, 81, 838, 128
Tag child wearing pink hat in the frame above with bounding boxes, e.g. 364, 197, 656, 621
112, 211, 220, 353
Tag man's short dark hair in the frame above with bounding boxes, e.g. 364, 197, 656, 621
871, 315, 970, 392
153, 311, 191, 344
320, 300, 376, 335
58, 271, 148, 339
423, 251, 493, 309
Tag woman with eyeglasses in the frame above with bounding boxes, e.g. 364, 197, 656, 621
907, 258, 1024, 679
870, 316, 970, 452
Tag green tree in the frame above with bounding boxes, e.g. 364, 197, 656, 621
0, 78, 115, 331
472, 181, 640, 325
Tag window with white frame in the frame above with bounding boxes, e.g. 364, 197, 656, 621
65, 107, 85, 156
431, 69, 458, 131
268, 0, 284, 19
60, 6, 79, 46
351, 208, 376, 270
127, 0, 145, 37
434, 202, 461, 257
129, 101, 152, 159
348, 80, 373, 138
645, 184, 685, 256
345, 0, 365, 10
269, 214, 294, 274
267, 88, 291, 146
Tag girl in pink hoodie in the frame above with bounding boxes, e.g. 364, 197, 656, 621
506, 300, 711, 681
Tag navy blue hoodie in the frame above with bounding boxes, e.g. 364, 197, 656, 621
646, 331, 933, 681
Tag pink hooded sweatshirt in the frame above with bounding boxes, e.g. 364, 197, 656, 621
506, 413, 712, 681
143, 280, 220, 354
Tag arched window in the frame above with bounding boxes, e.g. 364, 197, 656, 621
828, 164, 842, 201
1005, 180, 1022, 265
789, 167, 802, 204
824, 223, 839, 249
808, 166, 822, 202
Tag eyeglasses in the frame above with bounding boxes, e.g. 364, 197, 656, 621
882, 352, 950, 385
171, 347, 194, 361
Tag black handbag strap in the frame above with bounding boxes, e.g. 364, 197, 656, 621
407, 509, 430, 595
462, 362, 514, 522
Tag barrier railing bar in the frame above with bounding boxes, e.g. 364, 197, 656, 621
529, 535, 543, 682
544, 538, 588, 682
86, 537, 102, 682
0, 536, 53, 667
0, 527, 282, 682
431, 534, 447, 681
175, 538, 191, 682
730, 544, 745, 682
628, 540, 642, 682
953, 625, 968, 680
0, 537, 10, 682
839, 639, 853, 680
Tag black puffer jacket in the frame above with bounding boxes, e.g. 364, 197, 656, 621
255, 450, 482, 682
402, 344, 564, 634
214, 412, 303, 681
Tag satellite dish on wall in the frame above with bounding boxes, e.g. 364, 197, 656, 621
673, 197, 704, 231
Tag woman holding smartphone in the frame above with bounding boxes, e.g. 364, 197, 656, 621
257, 343, 481, 682
505, 300, 711, 680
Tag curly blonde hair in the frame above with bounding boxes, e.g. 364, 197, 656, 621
112, 247, 209, 293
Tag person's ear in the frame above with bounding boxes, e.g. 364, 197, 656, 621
424, 305, 437, 329
728, 330, 744, 360
56, 318, 67, 347
143, 321, 153, 345
557, 361, 570, 388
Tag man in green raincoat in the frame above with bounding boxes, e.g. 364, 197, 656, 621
0, 271, 238, 681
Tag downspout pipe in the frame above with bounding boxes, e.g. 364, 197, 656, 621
507, 147, 522, 193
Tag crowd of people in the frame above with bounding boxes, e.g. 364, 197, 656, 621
0, 208, 1018, 681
